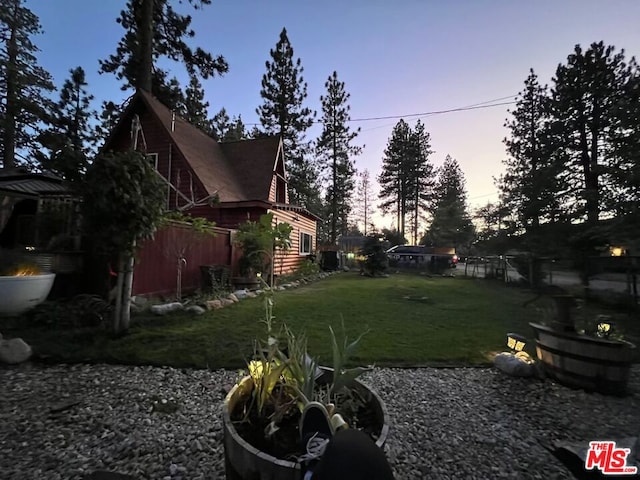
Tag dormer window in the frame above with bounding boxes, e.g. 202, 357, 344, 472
146, 153, 158, 169
276, 176, 286, 203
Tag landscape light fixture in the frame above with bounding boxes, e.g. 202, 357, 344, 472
507, 333, 527, 352
506, 332, 533, 363
597, 320, 612, 339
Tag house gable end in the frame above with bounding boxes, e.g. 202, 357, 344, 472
99, 94, 209, 211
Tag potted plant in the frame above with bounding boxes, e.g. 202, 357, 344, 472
0, 249, 56, 316
529, 295, 636, 395
222, 276, 390, 480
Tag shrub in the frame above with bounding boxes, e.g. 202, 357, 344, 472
360, 235, 388, 276
25, 294, 112, 329
295, 258, 320, 277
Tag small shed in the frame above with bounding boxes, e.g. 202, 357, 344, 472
0, 170, 80, 252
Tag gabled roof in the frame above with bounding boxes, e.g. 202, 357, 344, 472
220, 137, 282, 202
136, 90, 247, 202
103, 91, 315, 216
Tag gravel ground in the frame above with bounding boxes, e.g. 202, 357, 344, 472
0, 363, 638, 480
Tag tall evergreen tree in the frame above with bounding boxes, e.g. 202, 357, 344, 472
551, 42, 631, 224
37, 66, 98, 182
426, 155, 474, 249
378, 119, 435, 242
406, 120, 435, 244
256, 27, 318, 209
498, 69, 563, 233
378, 119, 411, 237
0, 0, 54, 170
183, 75, 213, 135
99, 0, 228, 110
316, 71, 361, 243
353, 169, 376, 235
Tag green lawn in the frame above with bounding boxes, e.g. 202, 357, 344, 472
3, 272, 637, 368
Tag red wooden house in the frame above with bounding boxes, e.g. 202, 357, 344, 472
102, 90, 319, 295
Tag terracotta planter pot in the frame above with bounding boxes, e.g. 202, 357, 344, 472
530, 322, 636, 395
222, 370, 390, 480
0, 273, 56, 316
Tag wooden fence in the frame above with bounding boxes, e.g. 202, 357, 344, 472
132, 222, 238, 297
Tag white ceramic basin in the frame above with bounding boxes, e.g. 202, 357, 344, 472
0, 273, 56, 316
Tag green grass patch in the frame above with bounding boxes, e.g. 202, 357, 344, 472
3, 273, 638, 368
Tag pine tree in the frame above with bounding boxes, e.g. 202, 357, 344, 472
0, 0, 54, 170
226, 115, 248, 142
316, 71, 361, 243
427, 155, 474, 249
183, 75, 213, 135
378, 119, 435, 242
256, 27, 317, 209
211, 107, 248, 142
37, 66, 98, 182
353, 169, 376, 235
551, 42, 631, 224
406, 120, 435, 244
498, 69, 564, 233
95, 100, 123, 146
99, 0, 228, 110
378, 120, 411, 237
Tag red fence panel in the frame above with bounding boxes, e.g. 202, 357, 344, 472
133, 222, 235, 297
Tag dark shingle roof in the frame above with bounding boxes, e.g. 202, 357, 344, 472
0, 173, 70, 197
138, 91, 249, 202
220, 137, 281, 202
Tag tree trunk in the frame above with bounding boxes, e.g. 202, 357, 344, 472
2, 5, 19, 170
363, 183, 368, 236
529, 96, 540, 230
330, 128, 337, 243
578, 109, 599, 224
121, 254, 135, 332
138, 0, 154, 92
113, 255, 125, 333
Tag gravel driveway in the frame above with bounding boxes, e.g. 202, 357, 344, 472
1, 363, 638, 479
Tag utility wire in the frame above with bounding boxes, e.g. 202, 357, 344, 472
348, 100, 515, 123
244, 95, 517, 126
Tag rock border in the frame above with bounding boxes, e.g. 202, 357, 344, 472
147, 271, 339, 316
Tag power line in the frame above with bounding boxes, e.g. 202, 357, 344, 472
348, 100, 515, 123
358, 95, 518, 133
468, 191, 500, 200
244, 95, 517, 126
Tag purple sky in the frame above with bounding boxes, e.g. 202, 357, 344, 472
31, 0, 640, 228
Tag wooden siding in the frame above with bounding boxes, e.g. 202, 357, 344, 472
271, 209, 316, 276
268, 176, 276, 203
133, 222, 235, 296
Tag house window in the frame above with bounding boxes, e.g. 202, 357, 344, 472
146, 153, 158, 169
276, 177, 286, 203
299, 232, 312, 255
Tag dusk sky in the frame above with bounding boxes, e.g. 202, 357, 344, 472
31, 0, 640, 228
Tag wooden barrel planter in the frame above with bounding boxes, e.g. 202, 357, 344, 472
222, 371, 390, 480
530, 322, 636, 395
